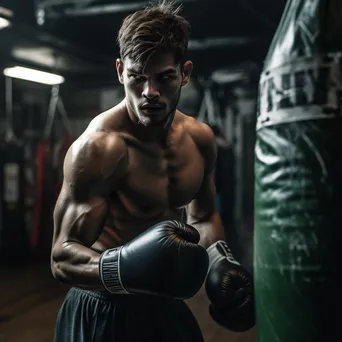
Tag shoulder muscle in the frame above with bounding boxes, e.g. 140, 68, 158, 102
64, 131, 127, 200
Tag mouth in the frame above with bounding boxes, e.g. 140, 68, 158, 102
140, 104, 165, 114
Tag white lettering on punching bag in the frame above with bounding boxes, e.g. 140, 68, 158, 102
257, 54, 342, 130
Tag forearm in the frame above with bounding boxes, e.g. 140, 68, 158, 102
188, 210, 225, 249
51, 242, 104, 291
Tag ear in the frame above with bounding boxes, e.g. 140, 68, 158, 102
116, 59, 124, 84
181, 60, 193, 86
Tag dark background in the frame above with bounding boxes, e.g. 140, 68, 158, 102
1, 0, 286, 81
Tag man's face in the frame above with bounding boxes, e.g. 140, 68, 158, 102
116, 51, 192, 126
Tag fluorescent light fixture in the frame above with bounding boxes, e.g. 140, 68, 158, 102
3, 66, 65, 85
0, 17, 10, 29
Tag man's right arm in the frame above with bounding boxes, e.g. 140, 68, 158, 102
51, 131, 209, 299
51, 132, 127, 291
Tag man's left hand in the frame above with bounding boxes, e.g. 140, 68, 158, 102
205, 241, 255, 332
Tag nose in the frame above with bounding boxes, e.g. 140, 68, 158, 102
142, 79, 160, 99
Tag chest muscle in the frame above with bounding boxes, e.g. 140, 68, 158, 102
118, 137, 204, 216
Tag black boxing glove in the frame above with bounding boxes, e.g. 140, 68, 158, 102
205, 240, 255, 332
99, 220, 209, 299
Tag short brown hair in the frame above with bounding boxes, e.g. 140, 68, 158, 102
117, 1, 190, 68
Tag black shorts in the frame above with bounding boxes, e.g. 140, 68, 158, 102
54, 287, 204, 342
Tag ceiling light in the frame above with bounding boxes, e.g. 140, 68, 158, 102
3, 66, 65, 85
0, 17, 10, 29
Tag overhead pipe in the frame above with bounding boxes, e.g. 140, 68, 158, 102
37, 0, 199, 17
188, 36, 253, 50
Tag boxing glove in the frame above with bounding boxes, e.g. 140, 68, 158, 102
99, 220, 209, 299
205, 240, 255, 332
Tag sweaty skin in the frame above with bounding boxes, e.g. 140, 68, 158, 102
51, 53, 225, 291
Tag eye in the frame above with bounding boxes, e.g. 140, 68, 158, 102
161, 74, 172, 81
128, 74, 145, 82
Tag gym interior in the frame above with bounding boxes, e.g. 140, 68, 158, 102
1, 1, 338, 342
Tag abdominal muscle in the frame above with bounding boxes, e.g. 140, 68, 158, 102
90, 193, 187, 253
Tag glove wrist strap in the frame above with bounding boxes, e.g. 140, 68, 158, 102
99, 247, 129, 294
207, 240, 240, 271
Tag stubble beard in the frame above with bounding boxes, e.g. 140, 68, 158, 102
134, 87, 182, 128
137, 113, 151, 126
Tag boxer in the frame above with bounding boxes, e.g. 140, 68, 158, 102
52, 2, 254, 341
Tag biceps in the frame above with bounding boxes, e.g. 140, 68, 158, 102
53, 196, 109, 248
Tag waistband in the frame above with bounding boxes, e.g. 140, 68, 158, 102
69, 287, 183, 305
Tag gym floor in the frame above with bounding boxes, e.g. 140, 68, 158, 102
0, 260, 256, 342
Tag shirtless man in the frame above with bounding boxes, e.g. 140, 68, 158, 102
51, 2, 255, 341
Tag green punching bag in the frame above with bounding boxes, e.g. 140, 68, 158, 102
254, 1, 341, 341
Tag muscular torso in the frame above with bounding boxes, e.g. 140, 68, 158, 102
89, 107, 205, 251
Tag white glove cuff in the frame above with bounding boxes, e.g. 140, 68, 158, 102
207, 240, 240, 272
99, 246, 129, 294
